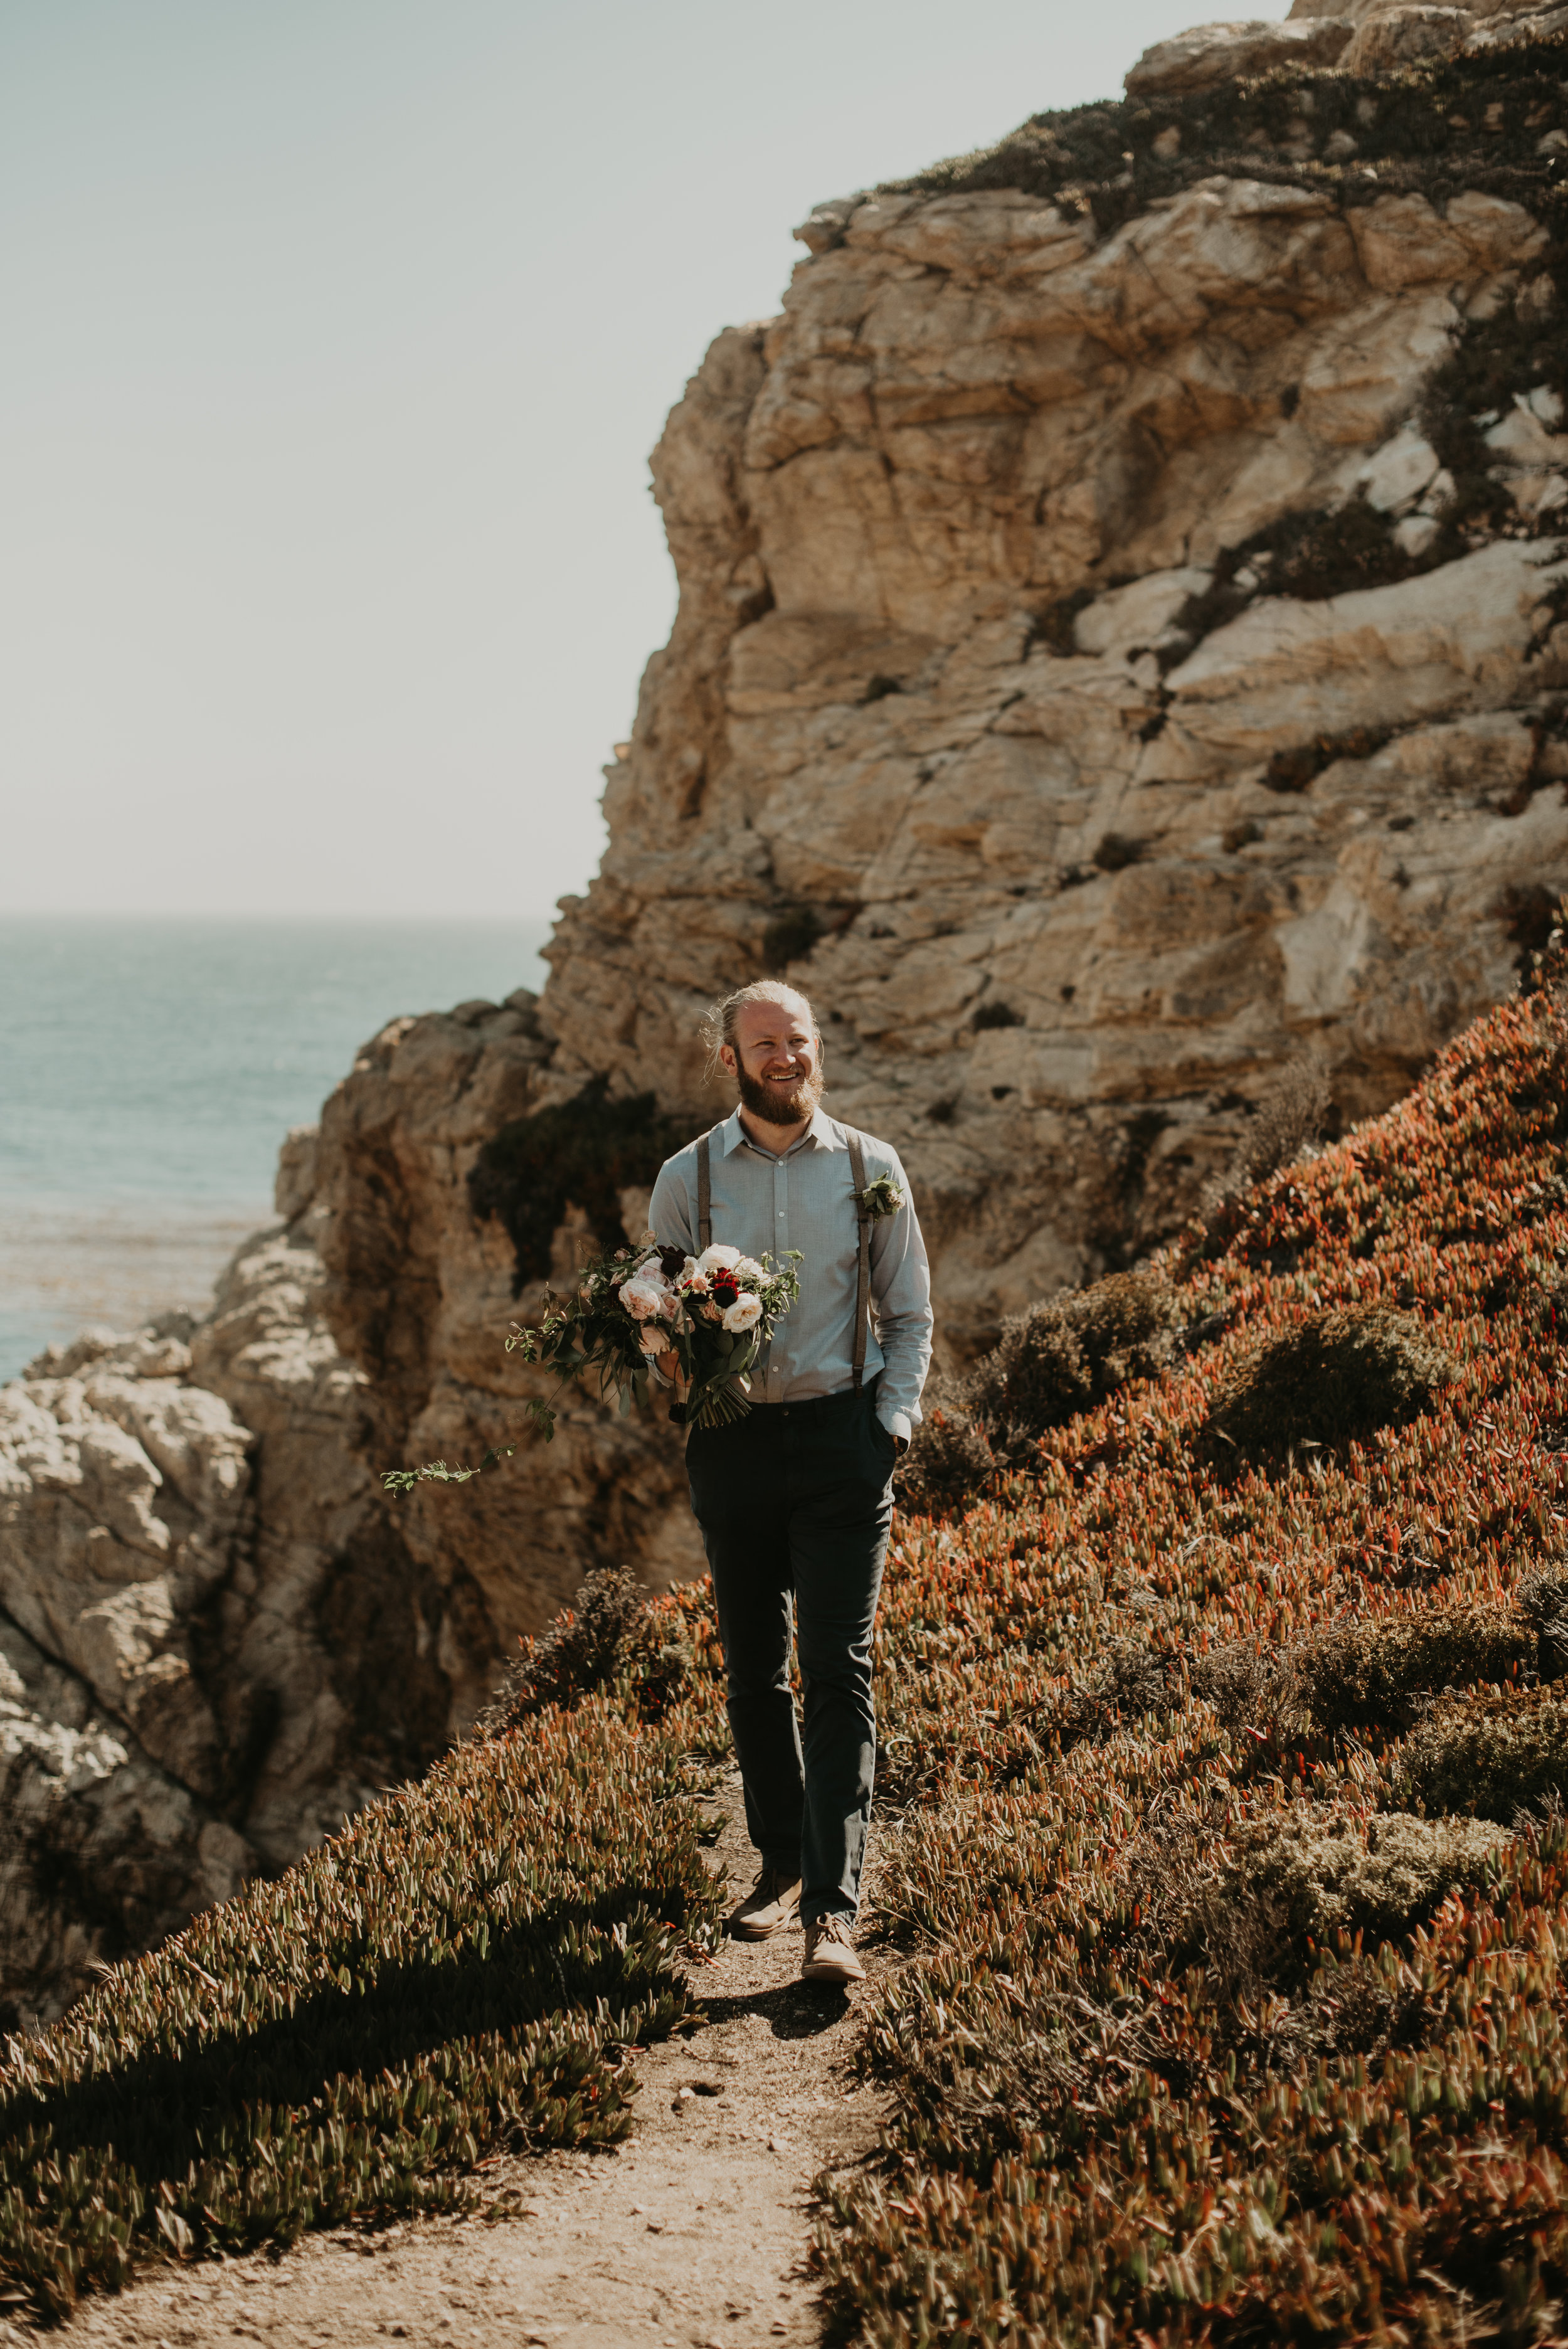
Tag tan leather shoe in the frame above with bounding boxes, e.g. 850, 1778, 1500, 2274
801, 1918, 866, 1985
728, 1865, 802, 1939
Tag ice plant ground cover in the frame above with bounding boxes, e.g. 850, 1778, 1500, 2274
6, 962, 1568, 2337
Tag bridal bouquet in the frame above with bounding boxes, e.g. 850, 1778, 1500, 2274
511, 1236, 802, 1438
383, 1236, 801, 1492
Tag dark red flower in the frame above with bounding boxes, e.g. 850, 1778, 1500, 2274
711, 1270, 740, 1307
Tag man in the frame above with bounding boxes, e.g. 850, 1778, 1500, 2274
648, 980, 933, 1988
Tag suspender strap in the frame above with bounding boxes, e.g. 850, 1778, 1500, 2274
847, 1131, 871, 1394
696, 1132, 712, 1252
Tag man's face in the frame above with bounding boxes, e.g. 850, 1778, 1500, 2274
722, 997, 824, 1125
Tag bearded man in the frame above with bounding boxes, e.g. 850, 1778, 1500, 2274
648, 980, 933, 1988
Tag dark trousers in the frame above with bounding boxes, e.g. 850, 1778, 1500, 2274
685, 1382, 895, 1926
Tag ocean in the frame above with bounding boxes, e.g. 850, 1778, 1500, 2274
0, 916, 551, 1381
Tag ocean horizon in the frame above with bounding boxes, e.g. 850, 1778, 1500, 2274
0, 915, 551, 1379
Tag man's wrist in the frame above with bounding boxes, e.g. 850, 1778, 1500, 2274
881, 1408, 913, 1454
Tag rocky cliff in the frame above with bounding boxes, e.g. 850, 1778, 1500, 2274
9, 0, 1568, 2019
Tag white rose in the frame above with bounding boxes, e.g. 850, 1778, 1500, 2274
621, 1280, 662, 1320
733, 1256, 764, 1280
697, 1243, 742, 1273
722, 1293, 763, 1333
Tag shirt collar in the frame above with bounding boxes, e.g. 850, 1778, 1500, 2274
718, 1105, 845, 1159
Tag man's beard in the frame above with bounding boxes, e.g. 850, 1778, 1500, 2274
737, 1061, 825, 1124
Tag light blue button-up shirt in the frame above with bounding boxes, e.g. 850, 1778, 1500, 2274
647, 1107, 933, 1443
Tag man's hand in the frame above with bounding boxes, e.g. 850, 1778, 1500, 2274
655, 1349, 679, 1382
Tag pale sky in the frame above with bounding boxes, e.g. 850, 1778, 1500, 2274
1, 0, 1286, 923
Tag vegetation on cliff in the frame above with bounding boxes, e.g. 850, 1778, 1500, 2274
9, 916, 1568, 2337
469, 1080, 687, 1290
886, 26, 1568, 626
889, 27, 1568, 234
813, 933, 1568, 2346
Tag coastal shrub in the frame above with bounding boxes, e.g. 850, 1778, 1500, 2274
887, 29, 1568, 258
1290, 1599, 1532, 1736
761, 904, 823, 972
895, 1394, 994, 1510
1091, 832, 1145, 872
970, 997, 1024, 1031
468, 1081, 687, 1290
973, 1270, 1180, 1443
1046, 1634, 1183, 1751
484, 1565, 694, 1730
1186, 1808, 1510, 1987
1200, 1053, 1330, 1250
1392, 1678, 1568, 1819
1205, 1300, 1456, 1464
1521, 1562, 1568, 1673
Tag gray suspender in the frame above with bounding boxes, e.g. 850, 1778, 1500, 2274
846, 1131, 871, 1394
696, 1125, 871, 1390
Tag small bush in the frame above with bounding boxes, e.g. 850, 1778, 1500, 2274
761, 904, 823, 971
897, 1397, 995, 1510
1200, 1056, 1330, 1248
469, 1082, 688, 1291
1263, 729, 1394, 797
1187, 1809, 1508, 1995
1291, 1601, 1532, 1737
1205, 1303, 1456, 1464
972, 999, 1025, 1031
973, 1271, 1180, 1444
1049, 1636, 1182, 1750
1393, 1679, 1568, 1820
1194, 1636, 1272, 1731
1518, 1562, 1568, 1674
484, 1567, 691, 1730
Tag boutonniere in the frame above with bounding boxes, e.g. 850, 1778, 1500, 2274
857, 1173, 905, 1222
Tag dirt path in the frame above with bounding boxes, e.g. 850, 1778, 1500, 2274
41, 1773, 894, 2349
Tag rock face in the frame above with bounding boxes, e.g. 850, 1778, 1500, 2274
0, 1002, 699, 2022
10, 24, 1568, 2016
541, 167, 1568, 1342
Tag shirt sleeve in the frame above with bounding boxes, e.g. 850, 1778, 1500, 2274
867, 1148, 933, 1438
649, 1151, 696, 1257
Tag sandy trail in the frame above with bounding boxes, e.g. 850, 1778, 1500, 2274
41, 1771, 894, 2349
